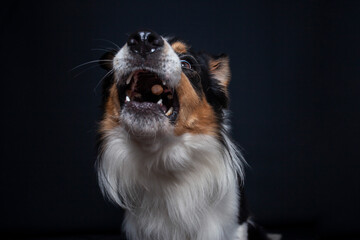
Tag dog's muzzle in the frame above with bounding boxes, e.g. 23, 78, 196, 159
112, 30, 182, 137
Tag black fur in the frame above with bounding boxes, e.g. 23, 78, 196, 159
99, 36, 271, 240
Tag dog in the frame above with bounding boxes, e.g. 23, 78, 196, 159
96, 30, 272, 240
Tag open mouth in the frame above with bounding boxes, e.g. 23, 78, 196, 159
119, 70, 179, 122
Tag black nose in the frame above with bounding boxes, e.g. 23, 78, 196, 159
127, 30, 164, 57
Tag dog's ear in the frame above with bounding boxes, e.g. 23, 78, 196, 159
100, 51, 115, 71
209, 54, 231, 89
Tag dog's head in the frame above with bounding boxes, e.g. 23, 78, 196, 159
99, 29, 231, 140
97, 30, 244, 209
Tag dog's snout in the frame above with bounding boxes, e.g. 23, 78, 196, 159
127, 30, 164, 57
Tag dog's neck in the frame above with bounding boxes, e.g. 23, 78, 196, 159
98, 126, 243, 240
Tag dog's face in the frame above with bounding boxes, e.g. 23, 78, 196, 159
97, 31, 244, 221
100, 30, 231, 140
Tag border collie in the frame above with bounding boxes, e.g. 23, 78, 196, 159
96, 30, 273, 240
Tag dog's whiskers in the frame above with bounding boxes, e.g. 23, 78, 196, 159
93, 68, 114, 94
91, 48, 118, 53
71, 59, 112, 72
94, 38, 121, 50
73, 64, 104, 78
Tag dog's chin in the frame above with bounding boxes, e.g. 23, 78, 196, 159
121, 101, 173, 138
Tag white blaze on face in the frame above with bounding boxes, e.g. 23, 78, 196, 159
112, 38, 182, 89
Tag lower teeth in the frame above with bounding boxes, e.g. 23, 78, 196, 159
165, 107, 173, 116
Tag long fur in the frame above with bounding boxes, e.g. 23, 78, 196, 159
97, 118, 245, 240
96, 31, 274, 240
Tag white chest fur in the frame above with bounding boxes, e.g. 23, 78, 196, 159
98, 127, 244, 240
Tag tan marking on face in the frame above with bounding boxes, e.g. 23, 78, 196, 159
209, 57, 231, 88
171, 41, 188, 54
100, 83, 121, 132
174, 73, 218, 136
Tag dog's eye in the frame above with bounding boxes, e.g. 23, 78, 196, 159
180, 60, 191, 69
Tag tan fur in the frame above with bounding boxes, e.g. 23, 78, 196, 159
174, 73, 218, 136
209, 57, 231, 88
171, 41, 188, 54
100, 57, 221, 137
100, 83, 121, 132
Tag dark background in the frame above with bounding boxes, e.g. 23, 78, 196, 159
1, 0, 359, 239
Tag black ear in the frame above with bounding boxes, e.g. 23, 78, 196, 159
209, 54, 230, 89
100, 51, 116, 71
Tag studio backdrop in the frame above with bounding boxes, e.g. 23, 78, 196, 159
1, 0, 359, 239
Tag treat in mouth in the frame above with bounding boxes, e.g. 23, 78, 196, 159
121, 70, 179, 122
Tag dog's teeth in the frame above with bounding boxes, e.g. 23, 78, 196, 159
165, 107, 173, 116
162, 81, 166, 85
126, 96, 130, 102
133, 92, 142, 98
157, 99, 163, 105
126, 73, 134, 85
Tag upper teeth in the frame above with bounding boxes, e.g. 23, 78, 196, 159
126, 72, 134, 85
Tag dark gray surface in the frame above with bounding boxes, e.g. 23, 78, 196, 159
1, 0, 359, 239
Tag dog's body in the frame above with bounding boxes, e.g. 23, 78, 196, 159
97, 30, 270, 240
